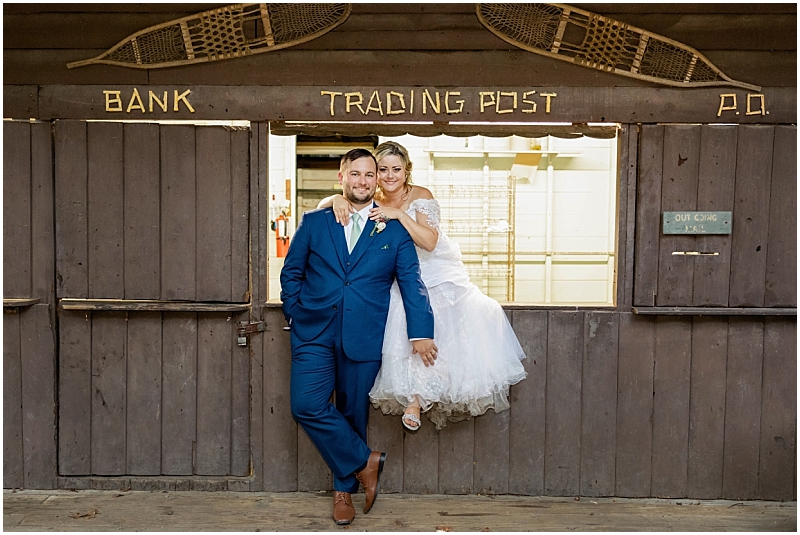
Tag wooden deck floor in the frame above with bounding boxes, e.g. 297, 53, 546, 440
3, 490, 796, 532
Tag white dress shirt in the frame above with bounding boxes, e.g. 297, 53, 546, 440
344, 203, 374, 252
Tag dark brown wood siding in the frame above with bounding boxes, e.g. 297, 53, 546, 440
3, 4, 795, 88
3, 121, 57, 489
54, 122, 251, 478
634, 125, 797, 308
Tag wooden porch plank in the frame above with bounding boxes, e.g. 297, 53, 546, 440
509, 310, 547, 495
651, 317, 692, 498
54, 120, 88, 299
3, 121, 32, 299
160, 125, 196, 301
544, 311, 583, 496
722, 318, 764, 499
615, 313, 655, 497
580, 311, 619, 497
686, 317, 728, 499
126, 312, 162, 475
764, 126, 797, 307
123, 123, 161, 300
617, 124, 638, 311
230, 128, 250, 302
729, 127, 775, 307
196, 127, 232, 302
474, 408, 510, 495
30, 122, 55, 306
90, 312, 127, 475
230, 311, 250, 477
87, 122, 124, 299
161, 313, 197, 475
758, 317, 796, 500
692, 126, 737, 306
196, 313, 232, 475
58, 311, 92, 475
656, 125, 700, 306
262, 308, 297, 491
438, 419, 474, 494
633, 125, 663, 306
366, 408, 404, 494
20, 304, 58, 489
4, 312, 24, 488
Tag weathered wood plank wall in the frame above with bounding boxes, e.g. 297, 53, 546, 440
53, 122, 251, 479
3, 121, 57, 489
259, 308, 796, 501
3, 4, 795, 88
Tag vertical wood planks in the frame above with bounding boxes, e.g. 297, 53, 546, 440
509, 310, 547, 495
161, 313, 197, 475
196, 127, 232, 302
4, 312, 23, 488
249, 124, 265, 491
123, 123, 161, 300
30, 122, 55, 306
367, 408, 404, 493
651, 317, 692, 498
297, 428, 332, 491
403, 415, 439, 493
126, 312, 162, 475
618, 125, 638, 310
729, 127, 775, 307
58, 311, 92, 475
262, 307, 297, 491
87, 122, 124, 299
764, 126, 797, 307
633, 125, 663, 306
55, 120, 88, 298
693, 126, 737, 306
656, 126, 700, 306
3, 121, 32, 299
196, 313, 232, 474
20, 304, 58, 488
161, 125, 196, 300
544, 311, 583, 496
231, 129, 250, 302
722, 318, 764, 499
686, 317, 728, 499
231, 311, 250, 477
580, 311, 618, 497
438, 419, 474, 494
615, 313, 654, 497
90, 312, 127, 475
758, 317, 796, 500
474, 409, 510, 494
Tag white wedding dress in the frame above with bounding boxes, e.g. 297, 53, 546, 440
369, 199, 527, 429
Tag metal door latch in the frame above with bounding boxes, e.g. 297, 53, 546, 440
237, 320, 266, 346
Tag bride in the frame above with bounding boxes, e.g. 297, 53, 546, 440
319, 141, 527, 430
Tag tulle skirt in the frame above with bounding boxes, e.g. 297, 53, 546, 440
369, 280, 527, 429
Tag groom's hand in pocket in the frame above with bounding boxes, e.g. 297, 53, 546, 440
411, 339, 438, 367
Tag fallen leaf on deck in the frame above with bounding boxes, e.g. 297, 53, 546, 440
435, 525, 454, 532
70, 509, 99, 519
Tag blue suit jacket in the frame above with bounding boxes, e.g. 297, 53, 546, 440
280, 206, 434, 361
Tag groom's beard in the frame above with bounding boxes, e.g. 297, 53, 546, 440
343, 183, 375, 205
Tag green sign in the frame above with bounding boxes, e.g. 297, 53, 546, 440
662, 211, 732, 235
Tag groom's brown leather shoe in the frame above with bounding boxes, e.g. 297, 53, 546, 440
355, 451, 386, 513
332, 491, 355, 525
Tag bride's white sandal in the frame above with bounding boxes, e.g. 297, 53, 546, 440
402, 400, 422, 431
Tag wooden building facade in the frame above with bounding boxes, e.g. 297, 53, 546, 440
3, 3, 796, 500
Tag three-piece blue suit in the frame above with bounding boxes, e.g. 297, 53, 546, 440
280, 205, 434, 492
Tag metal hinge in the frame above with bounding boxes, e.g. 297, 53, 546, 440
237, 320, 266, 347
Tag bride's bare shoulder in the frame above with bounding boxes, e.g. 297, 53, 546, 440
410, 185, 435, 201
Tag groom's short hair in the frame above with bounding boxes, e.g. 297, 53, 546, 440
340, 148, 377, 172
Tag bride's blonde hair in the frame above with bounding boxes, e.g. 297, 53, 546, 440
373, 141, 413, 202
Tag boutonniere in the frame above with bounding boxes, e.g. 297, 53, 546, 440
370, 216, 387, 236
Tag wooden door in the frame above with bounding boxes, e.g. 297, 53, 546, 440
634, 125, 796, 308
54, 121, 252, 479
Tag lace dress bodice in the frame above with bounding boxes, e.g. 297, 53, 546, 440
405, 199, 469, 288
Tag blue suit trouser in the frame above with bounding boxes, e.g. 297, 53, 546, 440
289, 308, 382, 493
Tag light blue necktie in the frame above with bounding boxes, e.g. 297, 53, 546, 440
348, 213, 362, 253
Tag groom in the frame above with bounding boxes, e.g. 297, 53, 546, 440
280, 148, 436, 525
